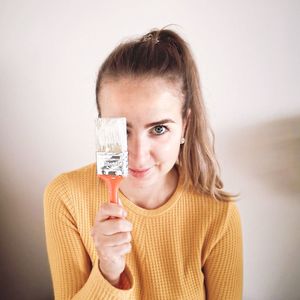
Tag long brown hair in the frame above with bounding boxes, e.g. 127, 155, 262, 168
95, 27, 236, 201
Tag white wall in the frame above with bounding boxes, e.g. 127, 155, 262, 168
0, 0, 299, 299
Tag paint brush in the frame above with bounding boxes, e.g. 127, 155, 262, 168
95, 117, 128, 204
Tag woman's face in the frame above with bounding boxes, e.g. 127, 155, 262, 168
99, 76, 186, 189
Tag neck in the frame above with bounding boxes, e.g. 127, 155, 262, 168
120, 168, 179, 209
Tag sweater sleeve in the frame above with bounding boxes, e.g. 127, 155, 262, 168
203, 202, 243, 300
44, 174, 134, 300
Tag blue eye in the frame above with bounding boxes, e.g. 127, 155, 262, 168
152, 125, 168, 135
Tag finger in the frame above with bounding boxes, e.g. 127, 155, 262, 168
111, 243, 132, 257
100, 243, 132, 259
101, 232, 132, 247
96, 202, 127, 221
100, 219, 133, 235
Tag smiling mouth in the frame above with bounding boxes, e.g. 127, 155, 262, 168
128, 167, 152, 178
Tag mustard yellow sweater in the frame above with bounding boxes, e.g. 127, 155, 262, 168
44, 163, 243, 299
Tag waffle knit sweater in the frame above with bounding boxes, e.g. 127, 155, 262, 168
44, 163, 243, 299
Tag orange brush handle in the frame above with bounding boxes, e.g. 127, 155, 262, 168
98, 175, 123, 204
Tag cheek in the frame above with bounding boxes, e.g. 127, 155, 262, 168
153, 134, 181, 159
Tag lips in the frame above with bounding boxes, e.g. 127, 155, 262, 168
129, 167, 152, 178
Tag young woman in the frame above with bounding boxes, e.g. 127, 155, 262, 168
44, 28, 243, 299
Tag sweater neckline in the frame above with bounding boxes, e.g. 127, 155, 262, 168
118, 168, 184, 217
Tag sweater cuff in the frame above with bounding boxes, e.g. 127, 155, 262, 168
117, 268, 132, 290
73, 262, 134, 299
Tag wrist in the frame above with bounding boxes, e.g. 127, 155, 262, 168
108, 276, 121, 287
98, 260, 121, 287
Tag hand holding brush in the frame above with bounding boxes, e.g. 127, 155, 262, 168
91, 202, 132, 287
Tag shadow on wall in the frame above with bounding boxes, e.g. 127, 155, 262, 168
0, 166, 53, 299
219, 115, 300, 300
227, 115, 300, 197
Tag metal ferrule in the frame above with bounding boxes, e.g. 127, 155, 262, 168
96, 151, 128, 176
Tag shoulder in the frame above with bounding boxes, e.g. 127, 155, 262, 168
183, 190, 243, 258
197, 194, 242, 247
180, 186, 241, 232
201, 193, 240, 222
44, 163, 98, 210
61, 162, 97, 182
45, 163, 96, 191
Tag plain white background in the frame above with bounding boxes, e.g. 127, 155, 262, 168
0, 0, 299, 299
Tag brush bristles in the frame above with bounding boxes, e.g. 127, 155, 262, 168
95, 118, 127, 152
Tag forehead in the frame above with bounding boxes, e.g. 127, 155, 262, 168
99, 77, 184, 119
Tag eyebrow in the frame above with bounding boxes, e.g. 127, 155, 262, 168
127, 119, 176, 128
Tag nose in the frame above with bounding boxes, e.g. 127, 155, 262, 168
128, 134, 151, 167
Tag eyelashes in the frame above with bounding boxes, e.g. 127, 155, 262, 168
150, 125, 169, 135
127, 125, 169, 136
